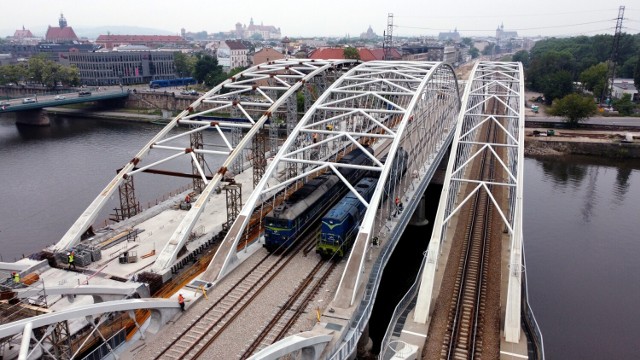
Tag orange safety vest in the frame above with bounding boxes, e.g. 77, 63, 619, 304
395, 197, 400, 206
178, 295, 185, 304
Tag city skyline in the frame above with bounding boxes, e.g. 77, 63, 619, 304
0, 0, 635, 39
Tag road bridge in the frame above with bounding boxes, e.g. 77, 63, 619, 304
0, 91, 129, 125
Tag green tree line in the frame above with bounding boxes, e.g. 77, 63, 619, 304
515, 33, 640, 105
0, 54, 80, 88
174, 52, 246, 88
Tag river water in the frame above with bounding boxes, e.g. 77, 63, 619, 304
0, 117, 638, 358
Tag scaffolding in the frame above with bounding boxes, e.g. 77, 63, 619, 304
222, 184, 242, 232
190, 128, 205, 194
111, 175, 140, 222
252, 131, 267, 187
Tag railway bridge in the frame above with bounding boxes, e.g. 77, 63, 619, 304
0, 60, 541, 360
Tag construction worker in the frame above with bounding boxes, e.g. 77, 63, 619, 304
12, 272, 20, 284
394, 197, 403, 216
68, 251, 76, 270
185, 194, 191, 203
312, 133, 318, 144
178, 293, 185, 311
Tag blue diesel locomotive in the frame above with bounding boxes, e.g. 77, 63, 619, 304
317, 177, 378, 258
316, 148, 409, 259
263, 146, 374, 253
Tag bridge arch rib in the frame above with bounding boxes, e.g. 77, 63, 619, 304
212, 60, 461, 359
411, 61, 525, 344
202, 61, 461, 284
0, 299, 180, 338
51, 60, 359, 271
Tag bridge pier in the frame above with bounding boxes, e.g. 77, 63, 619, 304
357, 323, 373, 358
409, 194, 430, 226
15, 109, 50, 126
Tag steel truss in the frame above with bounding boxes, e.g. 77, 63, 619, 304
52, 60, 358, 267
413, 61, 525, 343
202, 60, 461, 309
0, 298, 179, 360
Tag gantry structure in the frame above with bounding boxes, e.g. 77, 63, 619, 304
51, 59, 359, 276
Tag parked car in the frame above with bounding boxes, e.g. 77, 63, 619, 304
22, 98, 36, 104
54, 95, 66, 100
78, 91, 92, 97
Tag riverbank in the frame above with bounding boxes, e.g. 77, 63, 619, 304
43, 107, 640, 158
44, 107, 166, 123
525, 128, 640, 157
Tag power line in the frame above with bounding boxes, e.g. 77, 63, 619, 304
558, 27, 616, 37
393, 8, 618, 19
394, 19, 615, 33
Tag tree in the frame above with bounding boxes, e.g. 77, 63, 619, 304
549, 93, 597, 126
579, 63, 608, 97
343, 47, 360, 60
541, 70, 574, 105
27, 54, 49, 84
0, 64, 28, 84
174, 52, 196, 78
612, 94, 635, 116
468, 47, 480, 59
512, 50, 530, 68
193, 53, 224, 87
481, 43, 495, 56
527, 50, 575, 94
634, 56, 640, 95
461, 37, 473, 47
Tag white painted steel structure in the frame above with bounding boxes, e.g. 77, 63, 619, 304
201, 61, 461, 359
51, 60, 358, 271
0, 298, 180, 360
412, 61, 525, 343
203, 61, 460, 284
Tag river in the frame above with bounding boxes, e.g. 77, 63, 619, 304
0, 116, 639, 358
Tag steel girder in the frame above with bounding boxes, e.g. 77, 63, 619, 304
51, 60, 358, 260
413, 61, 524, 343
202, 61, 461, 305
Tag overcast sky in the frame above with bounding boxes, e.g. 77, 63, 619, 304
0, 1, 636, 39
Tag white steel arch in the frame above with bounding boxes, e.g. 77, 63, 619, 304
413, 61, 525, 343
51, 60, 358, 265
202, 60, 461, 300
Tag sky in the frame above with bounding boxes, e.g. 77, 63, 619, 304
0, 0, 637, 39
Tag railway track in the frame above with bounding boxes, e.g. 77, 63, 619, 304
240, 259, 339, 358
153, 234, 316, 359
441, 104, 499, 360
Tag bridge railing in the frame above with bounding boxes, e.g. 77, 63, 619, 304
379, 250, 427, 360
